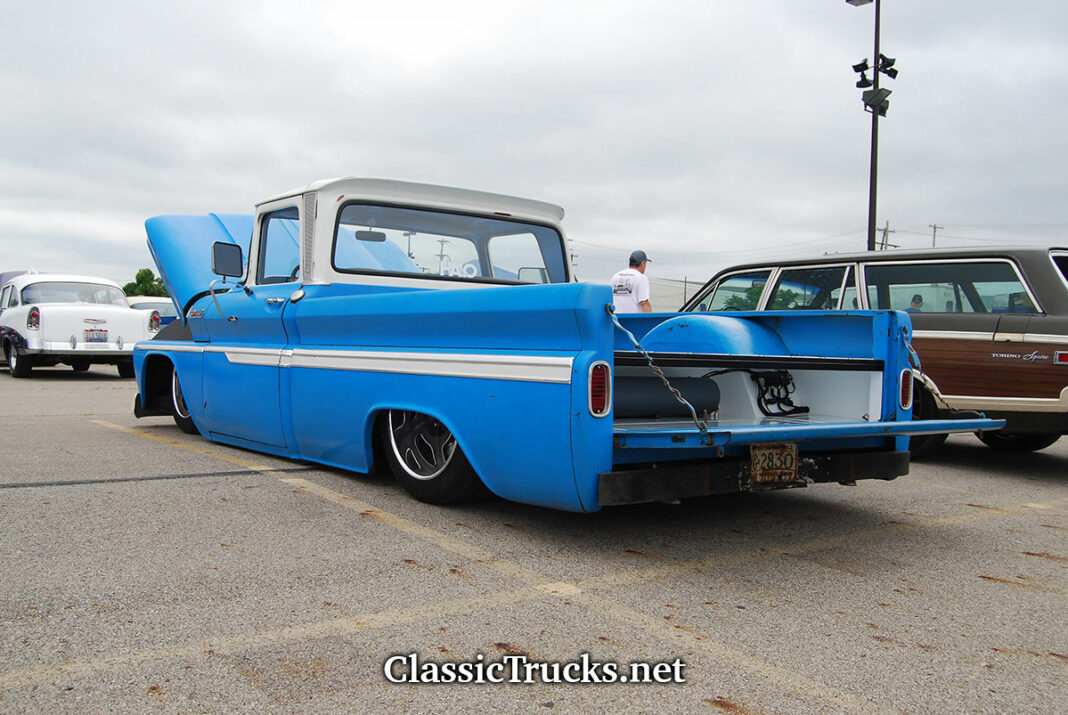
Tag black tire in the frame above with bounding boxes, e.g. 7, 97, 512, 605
378, 410, 488, 504
171, 370, 199, 435
7, 345, 32, 378
72, 360, 90, 372
117, 360, 135, 378
908, 387, 947, 459
977, 432, 1061, 453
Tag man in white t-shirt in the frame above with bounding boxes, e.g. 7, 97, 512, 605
610, 250, 652, 313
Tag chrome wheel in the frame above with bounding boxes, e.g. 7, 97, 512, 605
171, 369, 198, 434
388, 410, 457, 480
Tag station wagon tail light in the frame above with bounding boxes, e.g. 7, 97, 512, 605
589, 361, 611, 417
899, 369, 913, 411
27, 306, 40, 329
1056, 351, 1068, 365
149, 310, 161, 332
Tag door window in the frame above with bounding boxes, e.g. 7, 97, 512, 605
257, 207, 301, 285
767, 266, 851, 310
691, 270, 771, 311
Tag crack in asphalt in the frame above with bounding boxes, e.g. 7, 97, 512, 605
0, 467, 316, 490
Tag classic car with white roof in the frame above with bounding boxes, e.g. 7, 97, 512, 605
130, 178, 1000, 511
1, 273, 160, 377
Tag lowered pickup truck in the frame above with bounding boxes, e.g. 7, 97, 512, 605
131, 178, 999, 511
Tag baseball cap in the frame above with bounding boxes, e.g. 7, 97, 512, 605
629, 250, 651, 264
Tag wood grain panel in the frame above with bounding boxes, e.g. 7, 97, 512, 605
913, 337, 1068, 399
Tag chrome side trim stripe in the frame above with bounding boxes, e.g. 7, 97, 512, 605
139, 343, 574, 384
911, 330, 992, 341
912, 330, 1068, 345
288, 348, 574, 384
134, 342, 205, 353
941, 387, 1068, 414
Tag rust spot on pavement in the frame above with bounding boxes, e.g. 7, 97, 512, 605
1022, 551, 1068, 564
965, 503, 1014, 514
493, 642, 530, 657
704, 697, 757, 713
978, 575, 1060, 593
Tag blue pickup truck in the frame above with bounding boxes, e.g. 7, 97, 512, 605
132, 178, 999, 511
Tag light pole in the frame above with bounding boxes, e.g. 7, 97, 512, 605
848, 0, 897, 252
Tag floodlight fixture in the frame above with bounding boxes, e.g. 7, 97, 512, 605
862, 88, 892, 109
852, 59, 870, 73
881, 66, 898, 80
846, 0, 873, 6
878, 53, 895, 69
856, 73, 873, 89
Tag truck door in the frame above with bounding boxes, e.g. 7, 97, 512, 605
200, 206, 301, 448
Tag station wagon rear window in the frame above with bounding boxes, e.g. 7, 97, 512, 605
863, 261, 1038, 314
21, 282, 127, 306
331, 204, 568, 284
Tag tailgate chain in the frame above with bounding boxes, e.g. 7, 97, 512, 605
606, 305, 710, 440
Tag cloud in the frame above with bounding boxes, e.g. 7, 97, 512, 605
1, 0, 1066, 287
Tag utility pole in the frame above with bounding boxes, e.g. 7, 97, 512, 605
879, 221, 895, 250
929, 224, 943, 247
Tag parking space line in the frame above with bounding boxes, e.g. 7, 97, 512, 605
90, 420, 286, 472
282, 478, 547, 585
0, 587, 549, 691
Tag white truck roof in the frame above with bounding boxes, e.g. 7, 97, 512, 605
258, 177, 566, 225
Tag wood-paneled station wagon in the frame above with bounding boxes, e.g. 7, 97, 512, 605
682, 247, 1068, 453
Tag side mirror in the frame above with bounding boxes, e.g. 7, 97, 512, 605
212, 242, 244, 278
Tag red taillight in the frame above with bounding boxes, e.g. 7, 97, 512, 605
27, 306, 40, 329
1055, 351, 1068, 365
149, 310, 161, 332
589, 362, 611, 417
900, 369, 913, 411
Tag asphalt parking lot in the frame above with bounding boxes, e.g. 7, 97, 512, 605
0, 365, 1065, 713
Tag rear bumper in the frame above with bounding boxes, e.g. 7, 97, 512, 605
598, 449, 909, 506
21, 348, 133, 363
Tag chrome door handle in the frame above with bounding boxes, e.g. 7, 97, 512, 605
264, 297, 286, 305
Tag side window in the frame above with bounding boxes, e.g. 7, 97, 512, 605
692, 271, 771, 311
7, 287, 20, 307
1053, 253, 1068, 289
767, 266, 850, 310
862, 261, 1038, 314
257, 207, 301, 285
0, 286, 9, 309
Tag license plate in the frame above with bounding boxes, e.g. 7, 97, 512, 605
84, 329, 108, 342
750, 443, 798, 484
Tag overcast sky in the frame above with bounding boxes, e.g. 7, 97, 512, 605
2, 1, 1067, 293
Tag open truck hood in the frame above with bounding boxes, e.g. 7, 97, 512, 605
145, 213, 253, 319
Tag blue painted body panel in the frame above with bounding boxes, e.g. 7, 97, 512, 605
134, 204, 1002, 512
145, 214, 253, 317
